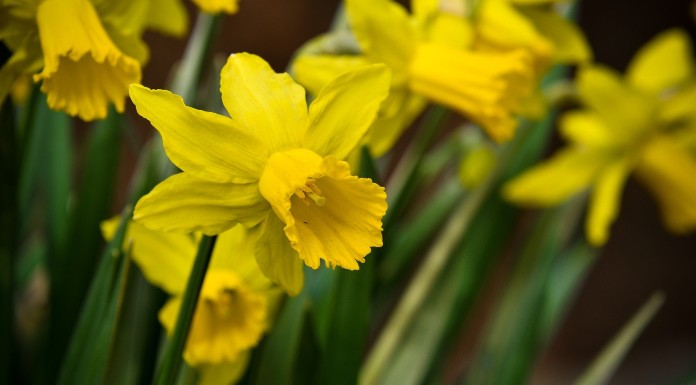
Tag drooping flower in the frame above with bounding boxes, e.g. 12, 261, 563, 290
101, 219, 281, 384
129, 53, 390, 295
0, 0, 188, 120
503, 29, 696, 246
292, 0, 535, 157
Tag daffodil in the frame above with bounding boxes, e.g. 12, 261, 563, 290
292, 0, 535, 157
101, 219, 280, 384
504, 29, 696, 246
422, 0, 591, 117
0, 0, 187, 120
129, 53, 390, 295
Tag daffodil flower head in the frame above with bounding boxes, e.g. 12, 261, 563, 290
293, 0, 535, 151
503, 29, 696, 246
130, 53, 390, 295
0, 0, 188, 120
101, 219, 280, 382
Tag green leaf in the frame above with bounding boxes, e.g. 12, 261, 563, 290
154, 235, 217, 385
574, 292, 665, 385
57, 213, 129, 385
50, 111, 124, 370
253, 295, 311, 385
102, 260, 166, 385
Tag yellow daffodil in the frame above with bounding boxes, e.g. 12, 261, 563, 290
129, 53, 390, 295
0, 0, 187, 120
292, 0, 535, 157
504, 29, 696, 246
101, 219, 280, 384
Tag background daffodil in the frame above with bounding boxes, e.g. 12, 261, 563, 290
292, 0, 535, 154
129, 53, 390, 295
0, 0, 187, 120
102, 220, 280, 385
504, 29, 696, 246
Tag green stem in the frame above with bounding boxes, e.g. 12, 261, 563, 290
170, 13, 223, 104
154, 235, 217, 385
360, 164, 496, 385
383, 105, 448, 227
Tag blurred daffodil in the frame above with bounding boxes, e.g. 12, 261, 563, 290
101, 219, 280, 384
129, 53, 390, 295
504, 29, 696, 246
293, 0, 535, 157
423, 0, 592, 117
0, 0, 188, 120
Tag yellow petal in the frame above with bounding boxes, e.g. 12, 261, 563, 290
586, 157, 631, 246
627, 29, 694, 94
636, 136, 696, 233
134, 173, 269, 235
126, 220, 197, 295
503, 147, 608, 206
367, 92, 428, 156
576, 65, 656, 135
425, 13, 474, 49
34, 0, 140, 121
159, 270, 267, 365
92, 0, 149, 36
211, 225, 273, 292
144, 0, 188, 37
304, 64, 391, 160
259, 148, 387, 271
476, 0, 553, 67
559, 109, 618, 147
192, 0, 239, 14
346, 0, 415, 81
660, 83, 696, 125
198, 356, 251, 385
521, 8, 592, 64
220, 53, 307, 154
129, 84, 267, 184
254, 212, 305, 296
292, 54, 373, 97
408, 43, 534, 142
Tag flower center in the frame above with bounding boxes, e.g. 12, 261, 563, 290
294, 178, 326, 206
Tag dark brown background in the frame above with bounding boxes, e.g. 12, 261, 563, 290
131, 1, 696, 383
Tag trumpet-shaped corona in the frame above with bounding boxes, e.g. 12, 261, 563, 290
0, 0, 187, 120
408, 43, 533, 141
34, 0, 140, 121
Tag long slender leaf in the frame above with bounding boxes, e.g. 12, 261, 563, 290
57, 213, 129, 385
253, 295, 312, 385
574, 292, 665, 385
154, 235, 217, 385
